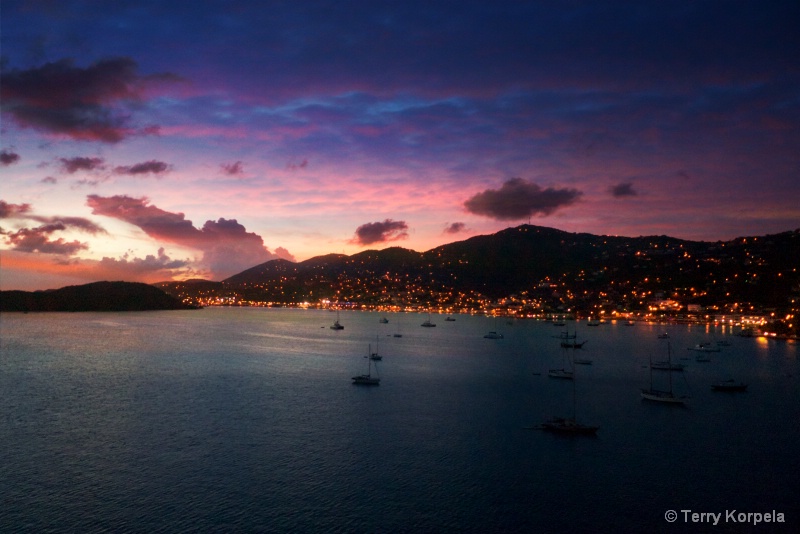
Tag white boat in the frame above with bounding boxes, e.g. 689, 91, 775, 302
379, 317, 389, 324
445, 316, 456, 322
352, 344, 380, 385
641, 343, 686, 404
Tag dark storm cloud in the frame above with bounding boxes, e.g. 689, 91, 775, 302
0, 57, 176, 142
464, 178, 582, 221
114, 160, 171, 176
86, 194, 293, 278
609, 182, 637, 198
1, 149, 21, 166
352, 219, 409, 246
59, 156, 105, 173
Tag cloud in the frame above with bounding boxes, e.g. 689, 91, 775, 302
221, 161, 244, 176
464, 178, 582, 221
95, 247, 191, 277
0, 57, 175, 142
0, 247, 196, 288
444, 222, 467, 234
59, 156, 106, 173
1, 199, 105, 233
86, 194, 293, 278
286, 159, 308, 171
1, 149, 20, 166
352, 219, 409, 246
114, 160, 171, 175
41, 176, 58, 184
1, 223, 89, 255
0, 200, 33, 218
609, 182, 637, 198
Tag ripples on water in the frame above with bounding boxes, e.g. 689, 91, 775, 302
2, 308, 799, 532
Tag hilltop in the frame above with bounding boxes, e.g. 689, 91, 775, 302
0, 281, 198, 312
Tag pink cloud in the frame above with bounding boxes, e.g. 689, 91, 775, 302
86, 194, 294, 278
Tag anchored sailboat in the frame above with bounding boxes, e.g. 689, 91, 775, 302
352, 343, 380, 385
641, 342, 687, 404
330, 309, 344, 330
538, 349, 598, 434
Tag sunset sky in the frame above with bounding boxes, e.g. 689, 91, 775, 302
2, 1, 798, 290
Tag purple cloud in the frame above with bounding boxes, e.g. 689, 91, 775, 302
1, 223, 89, 255
0, 200, 33, 218
444, 222, 467, 234
114, 160, 171, 176
1, 150, 21, 166
609, 182, 637, 198
59, 156, 106, 173
352, 219, 409, 246
0, 57, 176, 142
221, 161, 244, 176
464, 178, 582, 221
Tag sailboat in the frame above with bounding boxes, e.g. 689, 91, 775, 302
352, 343, 380, 385
556, 329, 586, 349
330, 309, 344, 330
368, 336, 382, 361
641, 342, 686, 404
483, 314, 504, 339
421, 312, 436, 327
539, 350, 598, 434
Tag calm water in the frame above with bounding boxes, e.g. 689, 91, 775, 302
2, 308, 798, 533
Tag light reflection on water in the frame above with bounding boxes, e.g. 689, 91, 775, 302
1, 308, 798, 532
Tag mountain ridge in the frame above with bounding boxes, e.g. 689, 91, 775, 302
155, 224, 799, 329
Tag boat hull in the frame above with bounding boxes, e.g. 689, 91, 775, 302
352, 375, 380, 385
640, 389, 685, 404
540, 417, 599, 435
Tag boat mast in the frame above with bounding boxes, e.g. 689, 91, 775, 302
667, 342, 673, 394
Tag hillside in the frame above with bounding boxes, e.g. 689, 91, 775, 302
156, 224, 800, 324
0, 281, 198, 312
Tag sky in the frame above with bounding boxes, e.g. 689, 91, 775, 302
1, 1, 799, 290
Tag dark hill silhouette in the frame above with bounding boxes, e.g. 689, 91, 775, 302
155, 224, 799, 315
1, 281, 197, 312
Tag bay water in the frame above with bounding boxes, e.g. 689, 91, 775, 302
2, 308, 798, 532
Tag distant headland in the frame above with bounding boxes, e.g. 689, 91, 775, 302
0, 281, 199, 312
